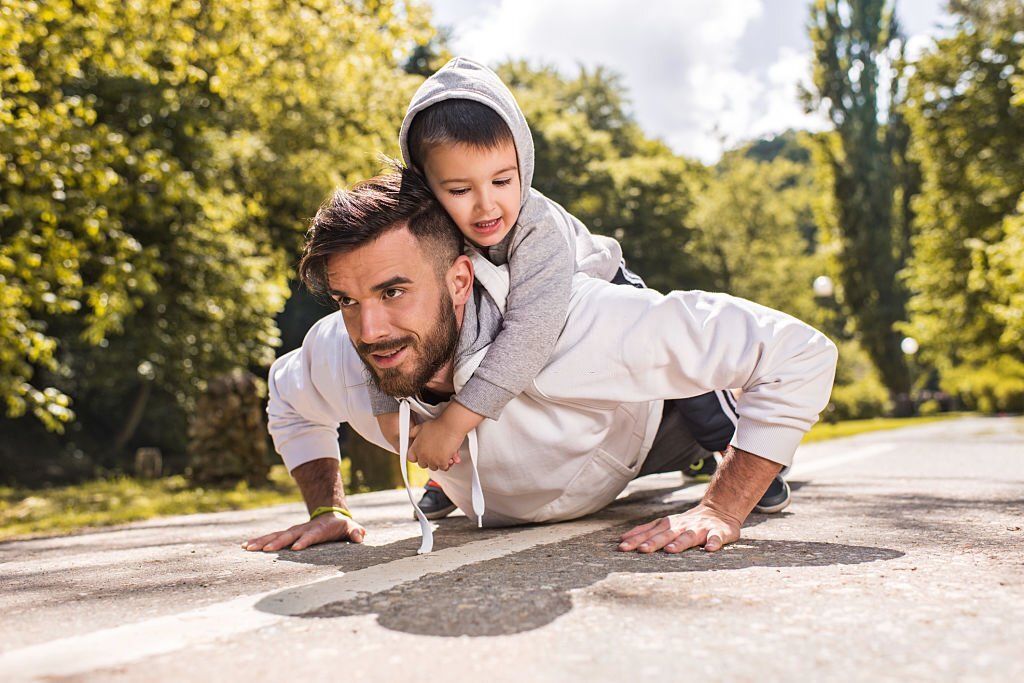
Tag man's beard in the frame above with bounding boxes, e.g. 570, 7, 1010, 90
355, 291, 459, 399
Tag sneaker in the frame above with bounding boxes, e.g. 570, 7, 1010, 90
753, 474, 791, 514
416, 480, 457, 520
683, 455, 718, 482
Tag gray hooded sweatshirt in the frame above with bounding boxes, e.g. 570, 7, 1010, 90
369, 57, 625, 420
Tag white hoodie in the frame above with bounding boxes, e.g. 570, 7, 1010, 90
268, 254, 838, 537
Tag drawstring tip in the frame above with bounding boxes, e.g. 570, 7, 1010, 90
477, 515, 483, 529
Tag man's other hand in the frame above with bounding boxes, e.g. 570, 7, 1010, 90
242, 512, 366, 552
617, 503, 742, 553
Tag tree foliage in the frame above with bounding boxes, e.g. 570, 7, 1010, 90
1, 0, 430, 480
901, 0, 1024, 411
496, 62, 710, 292
688, 145, 826, 324
804, 0, 915, 406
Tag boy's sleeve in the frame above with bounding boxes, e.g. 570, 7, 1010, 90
366, 380, 400, 416
455, 212, 574, 420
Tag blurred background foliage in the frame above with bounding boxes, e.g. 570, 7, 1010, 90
1, 0, 1021, 487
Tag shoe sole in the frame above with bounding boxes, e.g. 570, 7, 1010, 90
415, 504, 458, 521
753, 479, 791, 514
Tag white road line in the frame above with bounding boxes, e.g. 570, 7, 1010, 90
788, 443, 899, 477
0, 517, 636, 681
0, 441, 901, 680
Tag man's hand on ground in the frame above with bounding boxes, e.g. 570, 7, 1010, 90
617, 502, 742, 553
242, 513, 366, 552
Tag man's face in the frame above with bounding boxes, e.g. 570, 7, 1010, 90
327, 227, 459, 397
422, 140, 522, 248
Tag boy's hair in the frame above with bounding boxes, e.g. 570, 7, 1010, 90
407, 99, 515, 170
299, 166, 463, 300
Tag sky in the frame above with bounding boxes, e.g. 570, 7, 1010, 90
425, 0, 953, 163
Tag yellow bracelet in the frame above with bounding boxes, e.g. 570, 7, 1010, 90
309, 506, 353, 521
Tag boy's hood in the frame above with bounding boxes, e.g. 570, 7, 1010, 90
399, 57, 534, 208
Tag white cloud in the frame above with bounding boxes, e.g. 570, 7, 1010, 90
433, 0, 950, 163
443, 0, 765, 162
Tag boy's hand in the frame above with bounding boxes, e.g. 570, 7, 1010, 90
407, 401, 484, 471
376, 412, 401, 452
407, 418, 464, 470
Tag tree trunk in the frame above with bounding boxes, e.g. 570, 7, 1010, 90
345, 428, 403, 491
112, 381, 152, 454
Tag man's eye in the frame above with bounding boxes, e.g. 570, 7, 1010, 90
336, 297, 356, 308
383, 288, 404, 300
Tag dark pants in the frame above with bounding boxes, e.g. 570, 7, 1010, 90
637, 392, 738, 478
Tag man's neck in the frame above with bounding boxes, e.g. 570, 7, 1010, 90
422, 359, 455, 398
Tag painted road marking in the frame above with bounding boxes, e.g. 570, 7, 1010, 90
0, 517, 643, 680
1, 439, 899, 680
789, 443, 898, 477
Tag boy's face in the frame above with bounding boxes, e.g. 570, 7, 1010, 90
422, 140, 522, 248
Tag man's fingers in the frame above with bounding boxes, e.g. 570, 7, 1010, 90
702, 533, 724, 552
618, 518, 671, 551
242, 530, 293, 551
265, 527, 309, 552
664, 528, 709, 554
620, 518, 663, 542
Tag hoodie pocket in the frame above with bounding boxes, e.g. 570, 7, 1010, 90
536, 447, 635, 522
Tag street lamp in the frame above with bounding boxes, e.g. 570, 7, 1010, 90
813, 275, 834, 298
901, 336, 920, 415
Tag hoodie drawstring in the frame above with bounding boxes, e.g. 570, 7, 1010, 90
467, 428, 484, 528
399, 399, 433, 554
398, 399, 487, 553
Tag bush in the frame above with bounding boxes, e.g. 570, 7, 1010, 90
822, 338, 892, 422
826, 376, 892, 421
942, 357, 1024, 413
917, 399, 942, 416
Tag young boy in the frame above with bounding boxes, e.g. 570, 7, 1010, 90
369, 58, 787, 515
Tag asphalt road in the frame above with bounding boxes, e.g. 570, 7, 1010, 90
1, 416, 1022, 683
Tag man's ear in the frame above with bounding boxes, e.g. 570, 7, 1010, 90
446, 255, 474, 306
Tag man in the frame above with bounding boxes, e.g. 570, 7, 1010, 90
244, 168, 837, 555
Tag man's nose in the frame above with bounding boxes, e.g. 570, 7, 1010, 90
358, 304, 391, 343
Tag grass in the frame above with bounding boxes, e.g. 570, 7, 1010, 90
0, 412, 977, 542
0, 465, 302, 542
803, 412, 969, 443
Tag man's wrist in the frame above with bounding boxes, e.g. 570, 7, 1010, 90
702, 447, 781, 522
310, 506, 353, 521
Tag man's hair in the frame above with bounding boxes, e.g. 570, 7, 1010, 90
407, 99, 515, 170
299, 166, 463, 299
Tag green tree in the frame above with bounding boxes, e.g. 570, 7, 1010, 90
496, 62, 709, 292
1, 0, 431, 481
805, 0, 916, 412
901, 0, 1024, 411
688, 151, 826, 324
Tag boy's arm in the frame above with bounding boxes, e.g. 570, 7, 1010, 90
455, 210, 575, 419
367, 381, 400, 416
